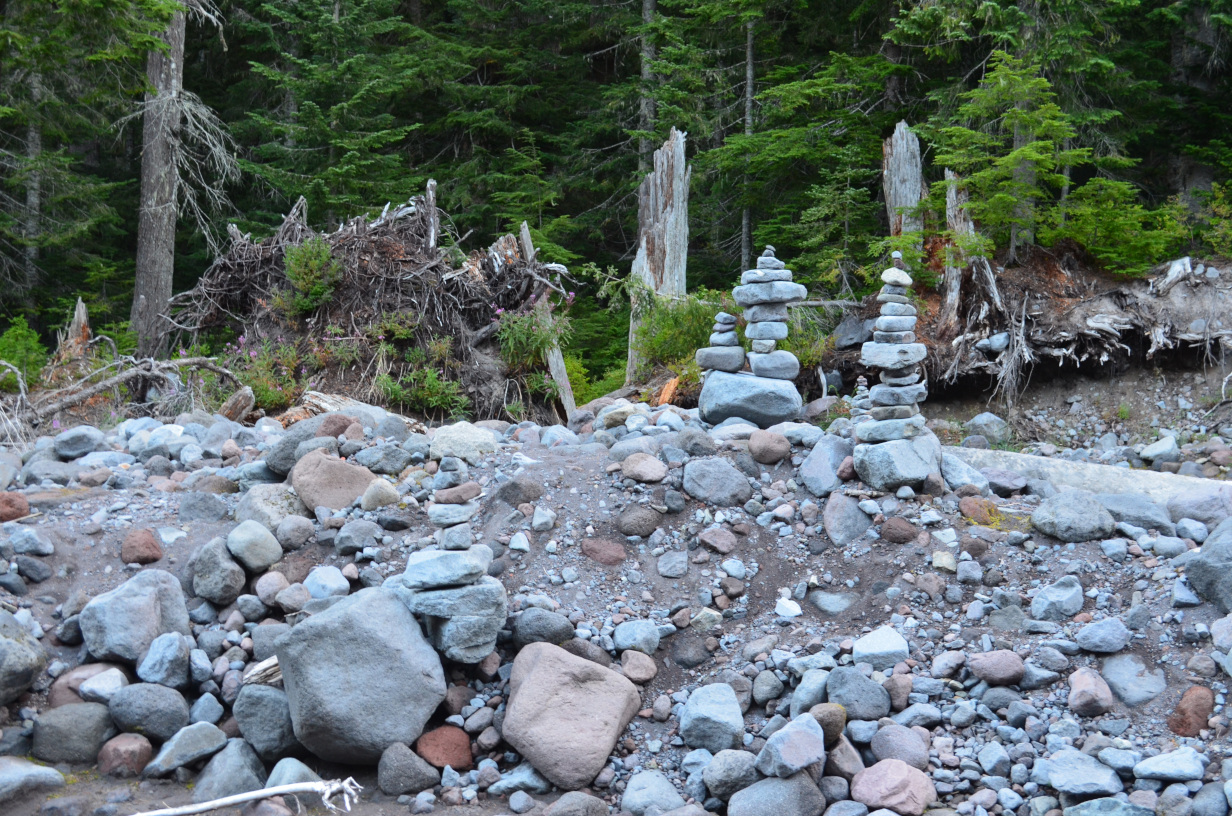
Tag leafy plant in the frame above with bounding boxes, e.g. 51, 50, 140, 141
376, 369, 470, 420
223, 337, 301, 410
273, 237, 341, 316
1041, 179, 1186, 276
0, 317, 47, 391
496, 301, 572, 374
1116, 403, 1132, 421
634, 288, 734, 371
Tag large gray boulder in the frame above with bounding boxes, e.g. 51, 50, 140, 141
728, 773, 826, 816
190, 538, 246, 607
622, 770, 687, 816
1094, 493, 1175, 536
963, 412, 1010, 444
1031, 491, 1115, 542
683, 458, 753, 507
234, 684, 298, 761
1166, 484, 1232, 527
235, 483, 310, 531
698, 371, 802, 429
54, 425, 104, 460
940, 453, 989, 494
80, 570, 190, 664
823, 494, 873, 547
192, 738, 267, 804
680, 683, 744, 753
852, 432, 942, 491
0, 757, 65, 805
32, 702, 115, 763
265, 414, 329, 475
799, 435, 852, 497
109, 683, 190, 742
1186, 517, 1232, 613
0, 609, 45, 705
275, 588, 445, 763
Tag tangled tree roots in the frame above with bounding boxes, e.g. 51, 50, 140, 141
164, 184, 571, 420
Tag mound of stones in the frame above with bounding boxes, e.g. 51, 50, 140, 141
0, 387, 1231, 816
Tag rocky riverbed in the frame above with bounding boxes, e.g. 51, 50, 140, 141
0, 392, 1230, 816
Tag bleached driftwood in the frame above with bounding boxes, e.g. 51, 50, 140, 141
128, 778, 362, 816
882, 121, 925, 244
626, 128, 690, 384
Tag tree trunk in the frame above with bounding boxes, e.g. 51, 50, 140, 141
519, 223, 576, 418
881, 121, 924, 247
23, 73, 42, 292
740, 20, 754, 272
638, 0, 657, 173
938, 169, 965, 334
1009, 116, 1033, 262
132, 10, 187, 359
626, 128, 690, 385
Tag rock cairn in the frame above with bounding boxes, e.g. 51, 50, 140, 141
697, 247, 806, 428
852, 253, 943, 490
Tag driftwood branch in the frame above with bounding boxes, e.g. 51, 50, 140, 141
128, 778, 363, 816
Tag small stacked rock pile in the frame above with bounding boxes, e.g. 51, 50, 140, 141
848, 376, 871, 424
426, 458, 480, 550
852, 254, 943, 491
698, 247, 807, 428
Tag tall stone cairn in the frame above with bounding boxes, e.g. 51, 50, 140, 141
696, 247, 806, 428
851, 252, 943, 490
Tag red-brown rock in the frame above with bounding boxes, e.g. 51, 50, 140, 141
582, 538, 626, 566
315, 414, 355, 439
959, 496, 997, 525
698, 528, 737, 554
98, 733, 153, 778
121, 529, 163, 565
880, 517, 919, 545
0, 493, 29, 522
1167, 686, 1215, 737
434, 481, 482, 504
416, 725, 473, 771
836, 456, 856, 481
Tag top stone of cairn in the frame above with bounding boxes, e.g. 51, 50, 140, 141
882, 267, 912, 287
757, 246, 786, 270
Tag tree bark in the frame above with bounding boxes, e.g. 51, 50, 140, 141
638, 0, 657, 172
626, 128, 689, 385
938, 169, 965, 334
23, 73, 41, 292
132, 10, 187, 359
881, 121, 924, 247
740, 20, 754, 272
519, 223, 576, 417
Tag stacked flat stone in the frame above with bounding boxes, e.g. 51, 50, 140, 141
849, 376, 872, 424
851, 255, 943, 491
697, 246, 806, 428
695, 312, 744, 373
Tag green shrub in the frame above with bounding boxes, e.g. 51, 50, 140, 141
376, 369, 470, 420
496, 302, 572, 374
1041, 178, 1187, 276
0, 317, 47, 391
224, 337, 300, 410
275, 236, 341, 315
1198, 182, 1232, 258
634, 288, 734, 370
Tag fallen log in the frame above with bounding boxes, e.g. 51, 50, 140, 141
944, 445, 1217, 504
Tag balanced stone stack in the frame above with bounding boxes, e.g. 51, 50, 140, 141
698, 247, 806, 428
425, 458, 479, 550
694, 312, 744, 373
851, 254, 943, 491
849, 376, 871, 424
390, 543, 507, 664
